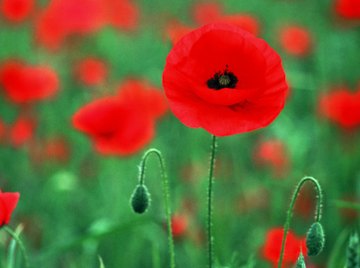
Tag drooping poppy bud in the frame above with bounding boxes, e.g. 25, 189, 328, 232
130, 184, 151, 214
306, 222, 325, 256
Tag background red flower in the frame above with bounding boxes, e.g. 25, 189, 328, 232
262, 228, 307, 268
9, 116, 36, 147
35, 0, 139, 49
279, 25, 312, 56
335, 0, 360, 19
0, 0, 34, 22
0, 190, 20, 226
171, 214, 189, 238
163, 23, 288, 136
192, 2, 223, 25
73, 79, 167, 155
253, 139, 290, 177
0, 61, 59, 104
75, 58, 108, 86
319, 86, 360, 129
116, 79, 168, 119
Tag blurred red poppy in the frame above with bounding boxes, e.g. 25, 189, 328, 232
335, 0, 360, 19
9, 116, 36, 147
35, 0, 105, 49
75, 58, 107, 86
30, 137, 71, 164
0, 190, 20, 226
0, 61, 59, 104
116, 79, 168, 119
43, 137, 71, 162
192, 2, 259, 36
192, 2, 223, 25
171, 214, 189, 238
165, 20, 194, 45
216, 15, 260, 36
35, 0, 138, 49
163, 23, 288, 136
103, 0, 139, 30
319, 86, 360, 129
279, 25, 312, 56
73, 79, 167, 155
262, 228, 307, 268
1, 0, 34, 22
253, 139, 290, 177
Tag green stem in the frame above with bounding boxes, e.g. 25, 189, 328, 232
3, 226, 30, 268
138, 148, 175, 268
207, 135, 218, 268
277, 176, 323, 268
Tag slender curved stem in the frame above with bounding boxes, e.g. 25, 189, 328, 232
3, 226, 30, 268
138, 148, 175, 268
277, 176, 323, 268
207, 135, 218, 268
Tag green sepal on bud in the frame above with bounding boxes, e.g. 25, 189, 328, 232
130, 184, 151, 214
306, 222, 325, 256
295, 252, 306, 268
346, 232, 359, 268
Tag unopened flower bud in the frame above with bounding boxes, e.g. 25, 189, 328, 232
295, 252, 306, 268
346, 232, 359, 268
306, 222, 325, 256
130, 184, 151, 214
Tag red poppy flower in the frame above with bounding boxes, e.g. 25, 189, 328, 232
262, 228, 307, 268
103, 0, 139, 30
1, 0, 34, 22
0, 61, 59, 104
253, 139, 290, 177
9, 116, 36, 147
165, 20, 194, 45
335, 0, 360, 19
171, 214, 189, 238
35, 0, 138, 49
192, 2, 259, 36
279, 25, 312, 56
116, 79, 168, 119
35, 0, 105, 49
75, 58, 107, 86
318, 86, 360, 129
0, 190, 20, 226
30, 137, 71, 164
162, 23, 288, 136
216, 15, 260, 36
44, 138, 70, 162
192, 2, 224, 25
73, 79, 167, 155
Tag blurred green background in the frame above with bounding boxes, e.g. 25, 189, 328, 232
0, 0, 359, 267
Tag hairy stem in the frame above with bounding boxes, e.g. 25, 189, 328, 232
138, 148, 175, 268
277, 176, 323, 268
207, 135, 218, 268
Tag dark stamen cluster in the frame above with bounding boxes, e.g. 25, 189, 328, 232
207, 70, 238, 90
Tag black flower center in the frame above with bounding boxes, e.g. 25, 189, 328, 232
207, 69, 238, 90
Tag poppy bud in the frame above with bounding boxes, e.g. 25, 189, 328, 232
306, 222, 325, 256
130, 184, 151, 214
346, 232, 359, 268
295, 252, 306, 268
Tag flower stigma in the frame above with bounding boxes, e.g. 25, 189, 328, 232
206, 68, 238, 90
